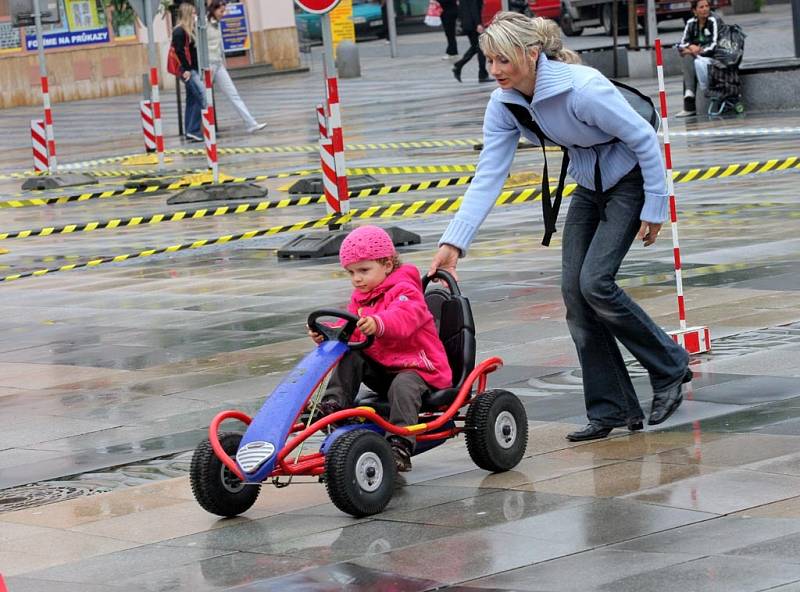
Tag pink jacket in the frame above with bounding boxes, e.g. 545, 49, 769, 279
348, 264, 453, 390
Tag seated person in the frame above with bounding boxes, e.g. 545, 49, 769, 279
677, 0, 721, 117
307, 226, 452, 472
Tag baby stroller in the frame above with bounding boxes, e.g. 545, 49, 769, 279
706, 23, 747, 116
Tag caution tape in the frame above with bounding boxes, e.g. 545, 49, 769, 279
0, 176, 481, 240
0, 186, 556, 283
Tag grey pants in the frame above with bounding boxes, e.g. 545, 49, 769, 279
324, 350, 428, 447
681, 53, 712, 95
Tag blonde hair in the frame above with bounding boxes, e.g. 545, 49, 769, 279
175, 3, 196, 42
480, 12, 580, 67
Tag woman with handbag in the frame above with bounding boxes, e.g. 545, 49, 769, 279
430, 13, 692, 442
171, 2, 205, 142
206, 0, 266, 133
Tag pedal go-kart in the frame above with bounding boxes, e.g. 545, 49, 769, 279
190, 270, 528, 517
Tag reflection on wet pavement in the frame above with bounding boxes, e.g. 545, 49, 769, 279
2, 10, 800, 590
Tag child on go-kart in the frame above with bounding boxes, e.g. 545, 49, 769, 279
307, 225, 453, 472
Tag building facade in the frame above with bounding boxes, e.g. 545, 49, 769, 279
0, 0, 301, 108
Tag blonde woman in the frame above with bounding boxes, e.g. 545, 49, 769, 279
207, 0, 266, 133
171, 2, 205, 142
429, 13, 692, 441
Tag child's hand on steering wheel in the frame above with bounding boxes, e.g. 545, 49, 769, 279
357, 316, 378, 336
307, 325, 325, 344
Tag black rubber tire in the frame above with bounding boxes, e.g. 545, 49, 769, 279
465, 389, 528, 472
190, 432, 261, 517
325, 429, 396, 517
560, 4, 583, 37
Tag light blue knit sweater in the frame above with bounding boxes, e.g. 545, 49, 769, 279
439, 52, 668, 255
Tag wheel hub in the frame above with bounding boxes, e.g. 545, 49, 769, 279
495, 411, 517, 449
220, 465, 245, 494
355, 451, 383, 492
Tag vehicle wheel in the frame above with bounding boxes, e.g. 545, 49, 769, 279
325, 429, 396, 517
190, 432, 261, 517
601, 3, 627, 35
560, 4, 583, 36
734, 102, 745, 114
465, 389, 528, 472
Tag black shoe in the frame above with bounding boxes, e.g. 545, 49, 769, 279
648, 369, 693, 426
389, 437, 413, 472
566, 423, 614, 442
628, 419, 644, 432
452, 64, 463, 83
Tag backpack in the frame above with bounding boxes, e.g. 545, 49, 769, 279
167, 31, 191, 77
503, 80, 659, 246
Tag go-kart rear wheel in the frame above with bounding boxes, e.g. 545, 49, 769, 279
325, 429, 396, 517
190, 432, 261, 517
465, 389, 528, 472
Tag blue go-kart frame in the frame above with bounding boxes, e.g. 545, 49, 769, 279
190, 270, 529, 517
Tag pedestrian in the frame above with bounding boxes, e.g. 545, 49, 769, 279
206, 0, 266, 133
429, 12, 692, 442
171, 1, 205, 142
440, 0, 459, 59
676, 0, 720, 117
308, 225, 453, 471
452, 0, 491, 83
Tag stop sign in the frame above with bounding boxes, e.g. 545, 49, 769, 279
294, 0, 342, 14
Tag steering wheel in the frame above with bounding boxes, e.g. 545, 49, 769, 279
422, 269, 462, 295
307, 309, 374, 351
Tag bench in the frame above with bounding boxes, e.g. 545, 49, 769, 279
697, 57, 800, 113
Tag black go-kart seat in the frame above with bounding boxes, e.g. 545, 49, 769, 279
354, 270, 476, 414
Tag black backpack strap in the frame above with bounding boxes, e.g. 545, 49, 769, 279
503, 103, 569, 246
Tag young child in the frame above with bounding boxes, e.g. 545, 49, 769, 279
308, 225, 453, 472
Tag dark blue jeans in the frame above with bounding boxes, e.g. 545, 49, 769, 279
182, 71, 205, 138
561, 167, 690, 427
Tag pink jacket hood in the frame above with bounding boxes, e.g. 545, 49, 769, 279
348, 264, 452, 390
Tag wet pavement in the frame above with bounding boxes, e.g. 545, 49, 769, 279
2, 5, 800, 591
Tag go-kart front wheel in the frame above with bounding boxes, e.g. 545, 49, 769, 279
190, 432, 261, 517
325, 429, 396, 517
466, 389, 528, 472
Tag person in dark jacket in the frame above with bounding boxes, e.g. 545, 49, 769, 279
676, 0, 720, 116
172, 1, 205, 141
439, 0, 459, 59
452, 0, 491, 83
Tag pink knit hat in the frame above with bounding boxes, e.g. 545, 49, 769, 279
339, 225, 396, 268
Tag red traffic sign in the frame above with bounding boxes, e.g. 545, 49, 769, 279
294, 0, 341, 14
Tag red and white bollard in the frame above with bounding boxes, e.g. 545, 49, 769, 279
202, 69, 218, 182
30, 119, 49, 173
149, 67, 165, 168
140, 100, 157, 152
655, 38, 711, 354
325, 74, 349, 214
41, 75, 57, 173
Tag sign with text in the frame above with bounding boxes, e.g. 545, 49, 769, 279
220, 2, 250, 53
25, 26, 108, 48
294, 0, 341, 14
329, 0, 354, 53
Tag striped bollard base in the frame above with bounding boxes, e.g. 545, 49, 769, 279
140, 100, 156, 153
668, 326, 711, 355
31, 119, 49, 173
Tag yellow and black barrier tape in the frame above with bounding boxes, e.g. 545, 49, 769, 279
0, 185, 555, 283
0, 176, 481, 241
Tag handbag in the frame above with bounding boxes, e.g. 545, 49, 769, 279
424, 0, 443, 27
167, 32, 190, 77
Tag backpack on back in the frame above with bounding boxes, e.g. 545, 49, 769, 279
503, 80, 659, 246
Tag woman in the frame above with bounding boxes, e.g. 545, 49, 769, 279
677, 0, 720, 117
207, 0, 266, 133
452, 0, 491, 83
429, 12, 692, 442
172, 2, 205, 142
439, 0, 459, 59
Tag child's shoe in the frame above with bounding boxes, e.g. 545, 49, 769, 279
389, 437, 413, 472
305, 398, 343, 425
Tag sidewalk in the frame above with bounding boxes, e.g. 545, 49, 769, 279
1, 5, 800, 591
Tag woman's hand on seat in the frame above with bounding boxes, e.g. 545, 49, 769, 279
428, 244, 460, 281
